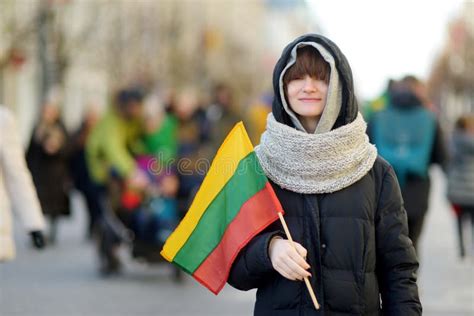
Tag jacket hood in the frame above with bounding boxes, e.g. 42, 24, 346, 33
272, 34, 359, 131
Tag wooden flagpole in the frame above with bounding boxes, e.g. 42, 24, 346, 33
277, 212, 320, 310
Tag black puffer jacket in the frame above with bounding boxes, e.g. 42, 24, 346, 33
228, 34, 421, 316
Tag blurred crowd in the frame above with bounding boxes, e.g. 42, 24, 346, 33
6, 82, 271, 274
1, 74, 473, 274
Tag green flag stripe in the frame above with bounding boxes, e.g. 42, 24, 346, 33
173, 152, 267, 273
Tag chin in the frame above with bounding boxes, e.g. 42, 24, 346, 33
296, 108, 323, 117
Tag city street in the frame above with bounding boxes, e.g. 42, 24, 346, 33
1, 167, 473, 316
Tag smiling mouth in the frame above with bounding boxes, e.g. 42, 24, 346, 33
299, 98, 321, 102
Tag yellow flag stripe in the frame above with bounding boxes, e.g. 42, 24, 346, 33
161, 122, 254, 261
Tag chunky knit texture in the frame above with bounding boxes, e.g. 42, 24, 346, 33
255, 112, 377, 194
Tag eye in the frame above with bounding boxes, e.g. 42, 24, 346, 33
288, 78, 304, 88
289, 77, 304, 82
291, 76, 304, 81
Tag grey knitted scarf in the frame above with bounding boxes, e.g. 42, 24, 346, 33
255, 112, 378, 194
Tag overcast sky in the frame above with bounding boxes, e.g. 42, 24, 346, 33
307, 0, 466, 100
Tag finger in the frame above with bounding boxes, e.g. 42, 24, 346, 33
274, 262, 297, 281
285, 256, 312, 279
279, 269, 297, 281
288, 247, 310, 270
279, 257, 307, 280
276, 259, 300, 280
294, 242, 308, 259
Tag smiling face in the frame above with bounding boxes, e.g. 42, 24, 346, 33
283, 46, 330, 132
286, 75, 328, 119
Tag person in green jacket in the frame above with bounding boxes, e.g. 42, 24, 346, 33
120, 94, 179, 211
86, 88, 147, 274
86, 88, 147, 189
138, 93, 179, 167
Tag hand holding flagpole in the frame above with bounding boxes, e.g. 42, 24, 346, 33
277, 212, 320, 310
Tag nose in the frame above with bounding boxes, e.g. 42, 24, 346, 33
302, 76, 318, 93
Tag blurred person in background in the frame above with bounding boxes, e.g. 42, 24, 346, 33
137, 92, 178, 166
86, 87, 146, 274
0, 106, 46, 261
229, 34, 421, 315
168, 87, 211, 218
162, 86, 177, 115
69, 106, 101, 239
26, 100, 71, 244
205, 83, 242, 154
86, 88, 147, 192
127, 91, 179, 214
447, 114, 474, 259
246, 92, 273, 145
402, 75, 436, 112
121, 92, 180, 264
368, 76, 447, 254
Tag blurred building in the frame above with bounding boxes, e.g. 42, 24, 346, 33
0, 0, 320, 143
428, 1, 474, 134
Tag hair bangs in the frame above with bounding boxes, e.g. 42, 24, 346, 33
283, 46, 330, 86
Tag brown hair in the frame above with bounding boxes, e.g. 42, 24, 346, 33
283, 46, 331, 87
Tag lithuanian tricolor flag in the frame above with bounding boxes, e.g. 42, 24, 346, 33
161, 122, 283, 294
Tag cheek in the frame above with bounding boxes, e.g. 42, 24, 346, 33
286, 84, 300, 100
321, 84, 329, 97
